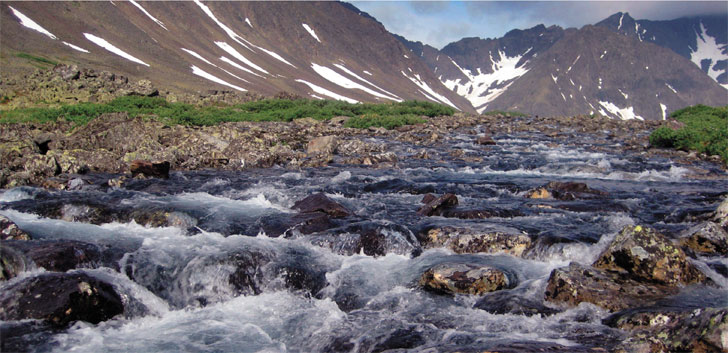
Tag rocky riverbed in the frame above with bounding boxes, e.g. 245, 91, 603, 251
1, 68, 728, 352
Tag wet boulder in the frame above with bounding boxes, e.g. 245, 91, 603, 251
677, 221, 728, 256
0, 272, 124, 327
526, 181, 607, 200
476, 135, 496, 145
1, 215, 32, 240
475, 291, 560, 316
293, 193, 352, 218
417, 193, 458, 216
130, 160, 170, 179
1, 245, 30, 281
307, 222, 420, 257
605, 307, 728, 353
544, 262, 678, 312
4, 240, 102, 272
419, 263, 511, 295
423, 227, 532, 257
593, 225, 706, 286
439, 208, 524, 219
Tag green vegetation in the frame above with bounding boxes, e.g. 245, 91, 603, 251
15, 53, 58, 67
481, 110, 528, 117
0, 96, 453, 129
649, 105, 728, 163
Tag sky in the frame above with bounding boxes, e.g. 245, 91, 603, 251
350, 1, 728, 49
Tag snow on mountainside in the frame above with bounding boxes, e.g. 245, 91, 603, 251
1, 1, 473, 111
596, 12, 728, 89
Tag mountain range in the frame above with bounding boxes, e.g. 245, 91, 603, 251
1, 1, 726, 120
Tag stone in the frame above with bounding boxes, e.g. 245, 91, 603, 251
417, 193, 458, 216
1, 245, 30, 281
52, 64, 80, 81
0, 273, 124, 327
293, 193, 352, 218
714, 197, 728, 229
1, 215, 32, 241
475, 291, 560, 316
4, 240, 102, 272
476, 135, 496, 145
526, 181, 607, 200
129, 79, 158, 96
593, 225, 706, 286
419, 263, 510, 295
544, 262, 678, 312
130, 160, 171, 179
307, 135, 338, 155
424, 227, 532, 257
677, 221, 728, 256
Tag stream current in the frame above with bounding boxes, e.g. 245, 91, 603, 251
1, 127, 727, 352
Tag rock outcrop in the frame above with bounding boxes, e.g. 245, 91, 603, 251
419, 263, 511, 295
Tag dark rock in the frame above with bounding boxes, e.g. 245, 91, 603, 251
0, 272, 124, 327
226, 250, 273, 296
1, 245, 30, 281
605, 307, 728, 353
476, 135, 496, 145
593, 225, 706, 286
417, 193, 458, 216
439, 208, 524, 219
421, 193, 437, 204
1, 215, 32, 240
677, 221, 728, 256
475, 291, 560, 316
423, 226, 532, 257
4, 240, 102, 272
130, 160, 170, 179
371, 327, 426, 352
420, 263, 511, 295
544, 262, 678, 312
526, 181, 607, 200
0, 321, 61, 353
293, 193, 352, 218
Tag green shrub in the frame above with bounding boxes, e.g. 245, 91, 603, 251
481, 110, 527, 117
649, 105, 728, 163
15, 53, 58, 66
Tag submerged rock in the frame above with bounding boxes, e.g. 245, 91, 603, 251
419, 263, 510, 296
475, 291, 560, 316
423, 226, 532, 257
605, 307, 728, 353
526, 181, 607, 200
0, 272, 124, 327
1, 215, 32, 241
3, 240, 102, 272
677, 221, 728, 256
129, 160, 171, 179
593, 225, 706, 286
417, 193, 458, 216
0, 245, 30, 281
293, 193, 352, 219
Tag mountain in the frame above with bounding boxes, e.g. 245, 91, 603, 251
596, 12, 728, 89
0, 1, 473, 112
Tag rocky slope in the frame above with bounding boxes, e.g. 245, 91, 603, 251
0, 1, 472, 112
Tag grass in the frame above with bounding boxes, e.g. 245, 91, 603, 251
15, 53, 58, 67
481, 110, 528, 117
649, 104, 728, 163
0, 96, 454, 129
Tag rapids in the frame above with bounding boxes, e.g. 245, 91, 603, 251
1, 128, 726, 352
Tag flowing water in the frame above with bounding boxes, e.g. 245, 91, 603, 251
1, 128, 727, 352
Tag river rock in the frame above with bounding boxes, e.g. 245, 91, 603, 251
476, 135, 496, 145
475, 291, 560, 316
0, 272, 124, 327
544, 262, 678, 312
423, 227, 532, 257
417, 193, 458, 216
1, 215, 32, 240
130, 160, 170, 179
605, 307, 728, 353
293, 193, 352, 218
526, 181, 607, 200
1, 245, 30, 281
419, 263, 510, 295
714, 197, 728, 229
307, 135, 338, 155
593, 225, 706, 286
4, 240, 102, 272
677, 221, 728, 256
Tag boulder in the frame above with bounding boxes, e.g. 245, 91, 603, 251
526, 181, 607, 200
417, 193, 458, 216
130, 160, 170, 179
593, 225, 706, 286
0, 272, 124, 327
1, 215, 32, 240
714, 197, 728, 229
475, 291, 560, 316
544, 262, 678, 312
52, 64, 80, 81
424, 227, 532, 257
605, 307, 728, 353
677, 221, 728, 256
307, 135, 338, 155
476, 135, 496, 145
128, 79, 158, 96
293, 193, 352, 218
1, 245, 30, 281
419, 263, 510, 295
4, 240, 102, 272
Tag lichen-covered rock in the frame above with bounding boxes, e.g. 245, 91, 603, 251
678, 221, 728, 256
1, 215, 32, 241
419, 263, 510, 295
424, 227, 532, 257
714, 197, 728, 229
605, 307, 728, 353
593, 225, 706, 286
417, 193, 458, 216
307, 135, 338, 155
544, 262, 678, 312
0, 272, 124, 327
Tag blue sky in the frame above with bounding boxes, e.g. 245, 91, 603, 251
350, 1, 728, 49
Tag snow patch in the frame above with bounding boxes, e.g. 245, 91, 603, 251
403, 71, 459, 110
618, 13, 624, 30
220, 56, 262, 77
62, 42, 90, 53
191, 65, 246, 91
129, 0, 168, 30
194, 0, 255, 51
215, 41, 268, 74
598, 101, 644, 120
256, 47, 296, 68
302, 24, 321, 43
83, 33, 149, 67
566, 55, 580, 73
363, 71, 372, 76
618, 89, 628, 99
312, 63, 401, 102
332, 64, 401, 101
660, 103, 667, 120
181, 48, 215, 66
665, 83, 677, 94
441, 49, 529, 113
295, 79, 358, 104
600, 51, 607, 59
551, 74, 558, 84
690, 22, 728, 86
8, 6, 56, 39
245, 18, 252, 28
